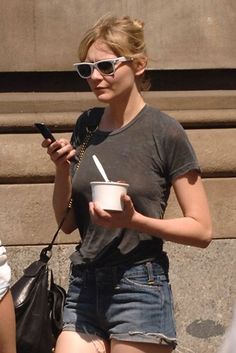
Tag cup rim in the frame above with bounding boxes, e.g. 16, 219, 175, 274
90, 181, 129, 187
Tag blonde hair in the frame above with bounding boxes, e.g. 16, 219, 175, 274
78, 14, 150, 90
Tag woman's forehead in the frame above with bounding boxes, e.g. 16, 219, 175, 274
86, 40, 116, 61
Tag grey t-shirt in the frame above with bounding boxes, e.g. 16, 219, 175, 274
69, 105, 200, 267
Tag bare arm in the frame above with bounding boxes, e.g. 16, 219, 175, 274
0, 290, 16, 353
42, 139, 77, 234
89, 170, 212, 248
131, 171, 212, 247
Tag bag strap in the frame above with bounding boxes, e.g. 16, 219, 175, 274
40, 108, 103, 262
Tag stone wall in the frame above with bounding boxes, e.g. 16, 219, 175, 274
0, 0, 236, 71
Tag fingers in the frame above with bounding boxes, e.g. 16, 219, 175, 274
89, 194, 135, 229
122, 194, 134, 213
89, 202, 112, 227
42, 138, 75, 166
89, 202, 111, 219
41, 139, 52, 148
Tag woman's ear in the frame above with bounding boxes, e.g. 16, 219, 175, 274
133, 56, 147, 77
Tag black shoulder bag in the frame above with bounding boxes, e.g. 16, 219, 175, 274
11, 108, 102, 353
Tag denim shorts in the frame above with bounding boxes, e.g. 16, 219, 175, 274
63, 260, 177, 348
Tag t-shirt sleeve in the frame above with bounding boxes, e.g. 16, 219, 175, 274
163, 118, 200, 183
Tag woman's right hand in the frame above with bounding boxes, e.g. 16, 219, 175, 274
42, 138, 76, 171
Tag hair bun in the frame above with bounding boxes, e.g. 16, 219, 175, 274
133, 19, 144, 29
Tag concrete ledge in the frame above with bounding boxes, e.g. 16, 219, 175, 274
0, 132, 71, 182
0, 129, 235, 182
1, 178, 235, 246
187, 128, 236, 176
0, 108, 236, 133
0, 91, 236, 114
0, 183, 79, 246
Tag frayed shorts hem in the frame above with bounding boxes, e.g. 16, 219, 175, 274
110, 332, 177, 348
62, 325, 177, 348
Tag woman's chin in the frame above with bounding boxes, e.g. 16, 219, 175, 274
94, 92, 112, 103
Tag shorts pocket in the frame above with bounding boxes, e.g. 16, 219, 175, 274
122, 262, 167, 289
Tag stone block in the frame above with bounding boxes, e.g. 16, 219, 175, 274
0, 184, 79, 246
166, 178, 236, 239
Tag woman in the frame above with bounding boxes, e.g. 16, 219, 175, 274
0, 241, 16, 353
43, 15, 212, 353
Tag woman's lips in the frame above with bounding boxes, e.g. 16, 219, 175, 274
95, 86, 107, 90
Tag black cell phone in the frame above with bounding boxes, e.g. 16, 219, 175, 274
34, 123, 56, 142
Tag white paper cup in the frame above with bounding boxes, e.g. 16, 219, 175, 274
90, 181, 129, 211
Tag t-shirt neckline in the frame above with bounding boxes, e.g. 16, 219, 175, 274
96, 104, 148, 136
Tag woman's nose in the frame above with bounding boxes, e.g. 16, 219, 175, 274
90, 67, 103, 80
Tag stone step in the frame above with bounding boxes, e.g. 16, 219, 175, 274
0, 108, 236, 133
0, 91, 236, 114
0, 129, 235, 182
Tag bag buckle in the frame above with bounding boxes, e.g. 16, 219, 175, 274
40, 246, 52, 263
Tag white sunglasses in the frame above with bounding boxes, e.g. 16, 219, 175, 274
73, 56, 133, 79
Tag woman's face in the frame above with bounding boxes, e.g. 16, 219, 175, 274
85, 40, 137, 103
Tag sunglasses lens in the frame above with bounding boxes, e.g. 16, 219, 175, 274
97, 61, 114, 75
77, 64, 92, 78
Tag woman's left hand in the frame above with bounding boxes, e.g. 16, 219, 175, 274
89, 194, 136, 229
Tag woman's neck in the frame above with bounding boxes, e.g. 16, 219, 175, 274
99, 91, 146, 131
